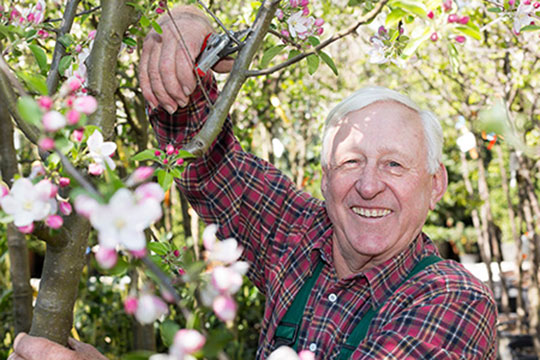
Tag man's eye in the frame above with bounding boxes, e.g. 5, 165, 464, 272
388, 161, 401, 168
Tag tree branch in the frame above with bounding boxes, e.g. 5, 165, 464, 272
0, 57, 40, 145
183, 0, 280, 157
247, 0, 389, 77
47, 0, 81, 95
45, 6, 101, 24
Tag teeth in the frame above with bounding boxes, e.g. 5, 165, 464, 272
352, 207, 391, 218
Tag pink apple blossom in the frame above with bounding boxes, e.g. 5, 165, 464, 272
45, 215, 63, 229
29, 161, 46, 179
213, 294, 237, 322
290, 0, 299, 8
66, 110, 81, 125
302, 6, 309, 16
281, 29, 290, 38
88, 30, 97, 40
276, 9, 284, 20
72, 128, 84, 142
37, 29, 49, 38
95, 246, 117, 269
166, 144, 175, 155
135, 294, 168, 324
124, 296, 138, 315
0, 183, 8, 198
38, 137, 55, 151
135, 182, 165, 202
87, 130, 117, 171
0, 178, 55, 227
314, 18, 324, 27
443, 0, 452, 12
18, 223, 35, 234
172, 329, 206, 355
38, 96, 53, 110
514, 1, 535, 34
209, 238, 243, 264
211, 266, 244, 294
431, 32, 439, 41
88, 163, 104, 176
448, 13, 458, 23
75, 44, 83, 53
130, 248, 147, 258
126, 166, 155, 186
74, 194, 99, 218
59, 177, 70, 187
316, 27, 324, 35
65, 76, 82, 93
287, 11, 315, 39
202, 224, 218, 251
59, 200, 72, 216
73, 96, 98, 115
42, 111, 66, 132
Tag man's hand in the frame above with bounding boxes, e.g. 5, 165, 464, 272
139, 5, 234, 113
8, 332, 108, 360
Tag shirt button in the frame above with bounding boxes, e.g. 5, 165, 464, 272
309, 343, 317, 352
328, 293, 337, 302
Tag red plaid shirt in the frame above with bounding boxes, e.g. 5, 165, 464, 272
149, 78, 497, 359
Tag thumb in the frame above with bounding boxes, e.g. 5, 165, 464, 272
213, 58, 235, 73
68, 338, 108, 360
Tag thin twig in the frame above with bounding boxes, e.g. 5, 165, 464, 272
54, 148, 102, 199
268, 29, 302, 49
45, 6, 101, 23
196, 0, 240, 45
141, 255, 181, 303
247, 0, 389, 77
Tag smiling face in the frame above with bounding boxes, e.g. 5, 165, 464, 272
321, 101, 447, 277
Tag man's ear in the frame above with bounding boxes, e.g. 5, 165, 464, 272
321, 169, 328, 199
429, 163, 448, 210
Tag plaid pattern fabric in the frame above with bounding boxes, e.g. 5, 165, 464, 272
149, 78, 497, 359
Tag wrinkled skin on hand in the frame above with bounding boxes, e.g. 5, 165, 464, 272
139, 5, 234, 113
9, 332, 108, 360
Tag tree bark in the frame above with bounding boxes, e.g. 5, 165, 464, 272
29, 0, 138, 345
0, 91, 33, 335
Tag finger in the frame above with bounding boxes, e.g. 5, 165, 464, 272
175, 41, 197, 101
213, 58, 235, 73
8, 353, 24, 360
160, 32, 188, 107
68, 338, 107, 360
139, 33, 159, 109
148, 34, 178, 114
14, 333, 78, 360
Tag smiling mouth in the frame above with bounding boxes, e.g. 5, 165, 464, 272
352, 207, 392, 218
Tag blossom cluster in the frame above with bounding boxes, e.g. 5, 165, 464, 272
200, 224, 249, 322
74, 180, 165, 269
275, 0, 325, 41
0, 0, 49, 38
150, 329, 206, 360
511, 0, 540, 35
0, 174, 72, 234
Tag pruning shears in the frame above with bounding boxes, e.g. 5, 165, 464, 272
195, 29, 251, 77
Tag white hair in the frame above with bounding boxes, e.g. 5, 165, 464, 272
321, 86, 443, 174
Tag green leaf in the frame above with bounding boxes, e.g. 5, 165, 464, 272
24, 29, 37, 39
28, 44, 48, 73
391, 0, 427, 17
58, 34, 73, 48
151, 20, 163, 34
140, 15, 150, 27
55, 138, 74, 154
520, 24, 540, 32
203, 329, 235, 357
83, 125, 101, 142
261, 45, 286, 68
147, 241, 170, 256
126, 2, 145, 12
19, 73, 48, 95
319, 51, 338, 75
455, 25, 481, 41
17, 96, 42, 127
401, 27, 430, 58
487, 7, 502, 13
102, 257, 129, 276
157, 169, 174, 191
160, 320, 180, 347
306, 54, 319, 75
307, 36, 320, 46
132, 149, 158, 162
0, 212, 14, 224
386, 8, 408, 27
170, 167, 183, 179
288, 49, 301, 60
58, 55, 73, 76
123, 37, 137, 47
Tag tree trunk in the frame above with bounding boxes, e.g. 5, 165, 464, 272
460, 152, 495, 291
476, 154, 510, 314
0, 98, 33, 334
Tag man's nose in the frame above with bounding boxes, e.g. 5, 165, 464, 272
354, 166, 385, 200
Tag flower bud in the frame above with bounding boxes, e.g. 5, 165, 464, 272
74, 195, 99, 218
38, 96, 53, 110
46, 215, 63, 229
135, 182, 165, 202
88, 163, 104, 176
455, 35, 466, 43
281, 29, 290, 38
42, 111, 67, 132
290, 0, 298, 8
458, 16, 469, 24
88, 30, 97, 40
430, 32, 439, 41
166, 144, 175, 155
66, 110, 81, 125
448, 13, 458, 23
124, 296, 138, 315
38, 137, 55, 151
213, 295, 237, 322
127, 166, 155, 186
95, 246, 117, 269
276, 9, 284, 20
59, 200, 72, 216
176, 158, 184, 166
73, 96, 98, 115
18, 223, 35, 234
314, 18, 325, 27
72, 128, 84, 142
302, 6, 309, 15
427, 10, 434, 19
173, 329, 206, 354
130, 248, 147, 258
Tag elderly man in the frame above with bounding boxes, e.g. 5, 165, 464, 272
10, 5, 497, 360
